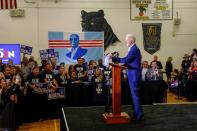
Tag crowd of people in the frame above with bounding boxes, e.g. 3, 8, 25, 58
0, 48, 196, 129
163, 48, 197, 100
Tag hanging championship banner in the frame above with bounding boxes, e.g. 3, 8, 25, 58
142, 23, 162, 54
130, 0, 173, 20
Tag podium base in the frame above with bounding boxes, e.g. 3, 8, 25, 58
102, 112, 130, 124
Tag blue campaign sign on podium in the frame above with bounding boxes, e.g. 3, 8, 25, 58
48, 32, 104, 64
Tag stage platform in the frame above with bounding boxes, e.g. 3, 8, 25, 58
61, 103, 197, 131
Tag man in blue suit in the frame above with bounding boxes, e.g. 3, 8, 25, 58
66, 34, 87, 62
111, 34, 143, 121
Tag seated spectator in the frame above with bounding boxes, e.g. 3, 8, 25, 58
146, 61, 163, 80
141, 61, 149, 81
169, 69, 179, 92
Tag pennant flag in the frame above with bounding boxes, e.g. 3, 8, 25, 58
48, 31, 104, 64
0, 0, 17, 9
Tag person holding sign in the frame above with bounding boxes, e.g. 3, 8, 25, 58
109, 34, 144, 121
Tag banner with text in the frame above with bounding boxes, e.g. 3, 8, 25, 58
130, 0, 173, 20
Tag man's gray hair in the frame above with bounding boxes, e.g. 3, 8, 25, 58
126, 34, 136, 42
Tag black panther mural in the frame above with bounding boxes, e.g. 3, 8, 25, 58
81, 10, 119, 50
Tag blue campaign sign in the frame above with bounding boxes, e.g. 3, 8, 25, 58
0, 44, 21, 64
48, 87, 65, 100
39, 49, 55, 60
39, 49, 48, 60
20, 45, 33, 55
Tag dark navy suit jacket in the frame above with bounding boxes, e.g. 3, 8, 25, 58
66, 47, 87, 60
112, 44, 141, 81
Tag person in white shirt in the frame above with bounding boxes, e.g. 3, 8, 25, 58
141, 61, 149, 81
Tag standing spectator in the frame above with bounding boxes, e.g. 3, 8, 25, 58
41, 62, 58, 89
190, 48, 197, 61
150, 55, 163, 69
141, 61, 149, 81
189, 60, 197, 80
3, 66, 12, 87
165, 56, 173, 83
7, 59, 14, 67
181, 54, 191, 88
87, 63, 95, 82
186, 60, 197, 101
0, 58, 5, 72
55, 66, 69, 88
73, 57, 87, 81
28, 56, 38, 70
98, 59, 106, 74
39, 60, 48, 72
21, 57, 30, 81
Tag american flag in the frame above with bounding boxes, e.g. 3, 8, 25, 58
0, 0, 17, 9
48, 32, 103, 48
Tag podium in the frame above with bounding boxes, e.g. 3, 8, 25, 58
102, 63, 130, 124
